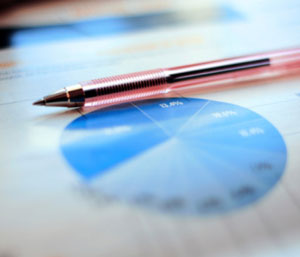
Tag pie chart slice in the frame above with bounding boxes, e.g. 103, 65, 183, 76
61, 98, 286, 215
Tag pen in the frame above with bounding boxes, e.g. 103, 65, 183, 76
33, 47, 300, 108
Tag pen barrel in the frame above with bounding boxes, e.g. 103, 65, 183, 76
81, 69, 168, 107
79, 48, 300, 108
166, 49, 300, 93
270, 50, 300, 74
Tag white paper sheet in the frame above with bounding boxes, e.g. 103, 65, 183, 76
0, 0, 300, 256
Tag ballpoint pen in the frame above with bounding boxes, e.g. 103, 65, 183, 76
33, 47, 300, 108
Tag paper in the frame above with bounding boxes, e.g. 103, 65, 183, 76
0, 0, 300, 256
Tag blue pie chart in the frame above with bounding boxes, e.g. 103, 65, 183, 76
61, 98, 286, 215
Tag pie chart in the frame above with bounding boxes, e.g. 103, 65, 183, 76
61, 97, 286, 215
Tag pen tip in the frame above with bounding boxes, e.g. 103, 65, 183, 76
33, 99, 46, 106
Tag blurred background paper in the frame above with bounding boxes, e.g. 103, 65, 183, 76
0, 0, 300, 257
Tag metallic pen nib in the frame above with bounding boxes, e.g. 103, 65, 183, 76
33, 99, 46, 106
32, 85, 85, 108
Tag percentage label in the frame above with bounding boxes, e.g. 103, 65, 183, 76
212, 110, 237, 118
159, 100, 184, 108
251, 162, 273, 172
101, 125, 131, 135
239, 127, 264, 137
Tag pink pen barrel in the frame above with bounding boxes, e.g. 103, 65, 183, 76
82, 47, 300, 108
83, 69, 169, 107
167, 47, 300, 93
269, 48, 300, 73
